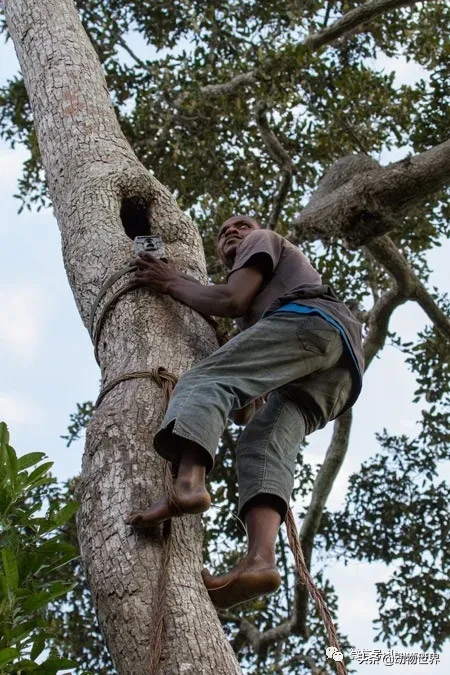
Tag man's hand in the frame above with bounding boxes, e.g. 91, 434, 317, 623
134, 251, 178, 294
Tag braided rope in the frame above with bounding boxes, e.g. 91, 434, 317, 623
88, 263, 136, 337
286, 509, 348, 675
148, 371, 178, 675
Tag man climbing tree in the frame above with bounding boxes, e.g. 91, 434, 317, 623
128, 214, 363, 609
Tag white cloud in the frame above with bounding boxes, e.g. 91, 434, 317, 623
0, 393, 39, 425
0, 284, 46, 361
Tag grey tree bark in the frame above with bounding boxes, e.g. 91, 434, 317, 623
5, 1, 241, 673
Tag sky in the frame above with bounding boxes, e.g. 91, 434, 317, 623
1, 20, 449, 675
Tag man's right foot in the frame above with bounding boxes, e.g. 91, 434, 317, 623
126, 488, 211, 528
202, 554, 281, 608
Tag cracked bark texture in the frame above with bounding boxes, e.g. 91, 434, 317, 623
5, 1, 241, 673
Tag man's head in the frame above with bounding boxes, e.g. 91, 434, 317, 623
216, 215, 261, 268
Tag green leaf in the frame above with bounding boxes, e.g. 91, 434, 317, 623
0, 422, 10, 447
9, 620, 36, 641
1, 548, 19, 591
0, 571, 8, 596
37, 540, 75, 555
25, 477, 54, 492
30, 636, 45, 660
0, 489, 13, 519
10, 659, 38, 670
36, 657, 77, 671
21, 590, 50, 613
4, 445, 18, 486
52, 501, 79, 527
46, 581, 76, 601
17, 452, 46, 472
0, 647, 19, 666
25, 462, 54, 486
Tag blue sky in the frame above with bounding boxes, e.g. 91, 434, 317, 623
1, 26, 449, 675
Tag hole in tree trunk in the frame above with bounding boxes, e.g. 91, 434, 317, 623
120, 196, 151, 240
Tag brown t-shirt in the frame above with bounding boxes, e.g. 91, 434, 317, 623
227, 229, 364, 402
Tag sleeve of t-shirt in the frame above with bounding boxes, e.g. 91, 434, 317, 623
226, 229, 283, 280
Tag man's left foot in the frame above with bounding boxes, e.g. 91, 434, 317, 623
126, 487, 211, 528
202, 554, 281, 608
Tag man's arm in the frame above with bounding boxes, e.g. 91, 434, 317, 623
134, 251, 266, 318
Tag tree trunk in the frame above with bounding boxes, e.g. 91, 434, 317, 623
5, 1, 241, 673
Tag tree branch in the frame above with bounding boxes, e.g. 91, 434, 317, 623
287, 410, 353, 633
255, 102, 297, 229
255, 103, 298, 173
322, 0, 333, 29
268, 171, 293, 230
299, 412, 353, 552
294, 141, 450, 246
365, 236, 417, 295
367, 236, 450, 340
333, 110, 371, 156
362, 248, 382, 303
116, 35, 151, 73
364, 287, 406, 368
198, 72, 260, 99
217, 611, 263, 652
189, 0, 418, 101
414, 284, 450, 339
301, 0, 417, 52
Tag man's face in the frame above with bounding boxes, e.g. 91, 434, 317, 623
216, 215, 260, 268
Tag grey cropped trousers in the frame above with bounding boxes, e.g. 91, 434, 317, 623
153, 312, 354, 519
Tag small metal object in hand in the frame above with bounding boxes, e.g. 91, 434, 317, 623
133, 235, 166, 260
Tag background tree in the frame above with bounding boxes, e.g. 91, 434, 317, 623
0, 421, 78, 673
1, 0, 449, 673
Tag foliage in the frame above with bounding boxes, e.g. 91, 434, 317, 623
42, 477, 115, 675
322, 428, 450, 651
0, 422, 78, 673
60, 403, 95, 449
321, 315, 450, 651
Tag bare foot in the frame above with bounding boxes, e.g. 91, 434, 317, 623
127, 488, 211, 528
202, 555, 281, 608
